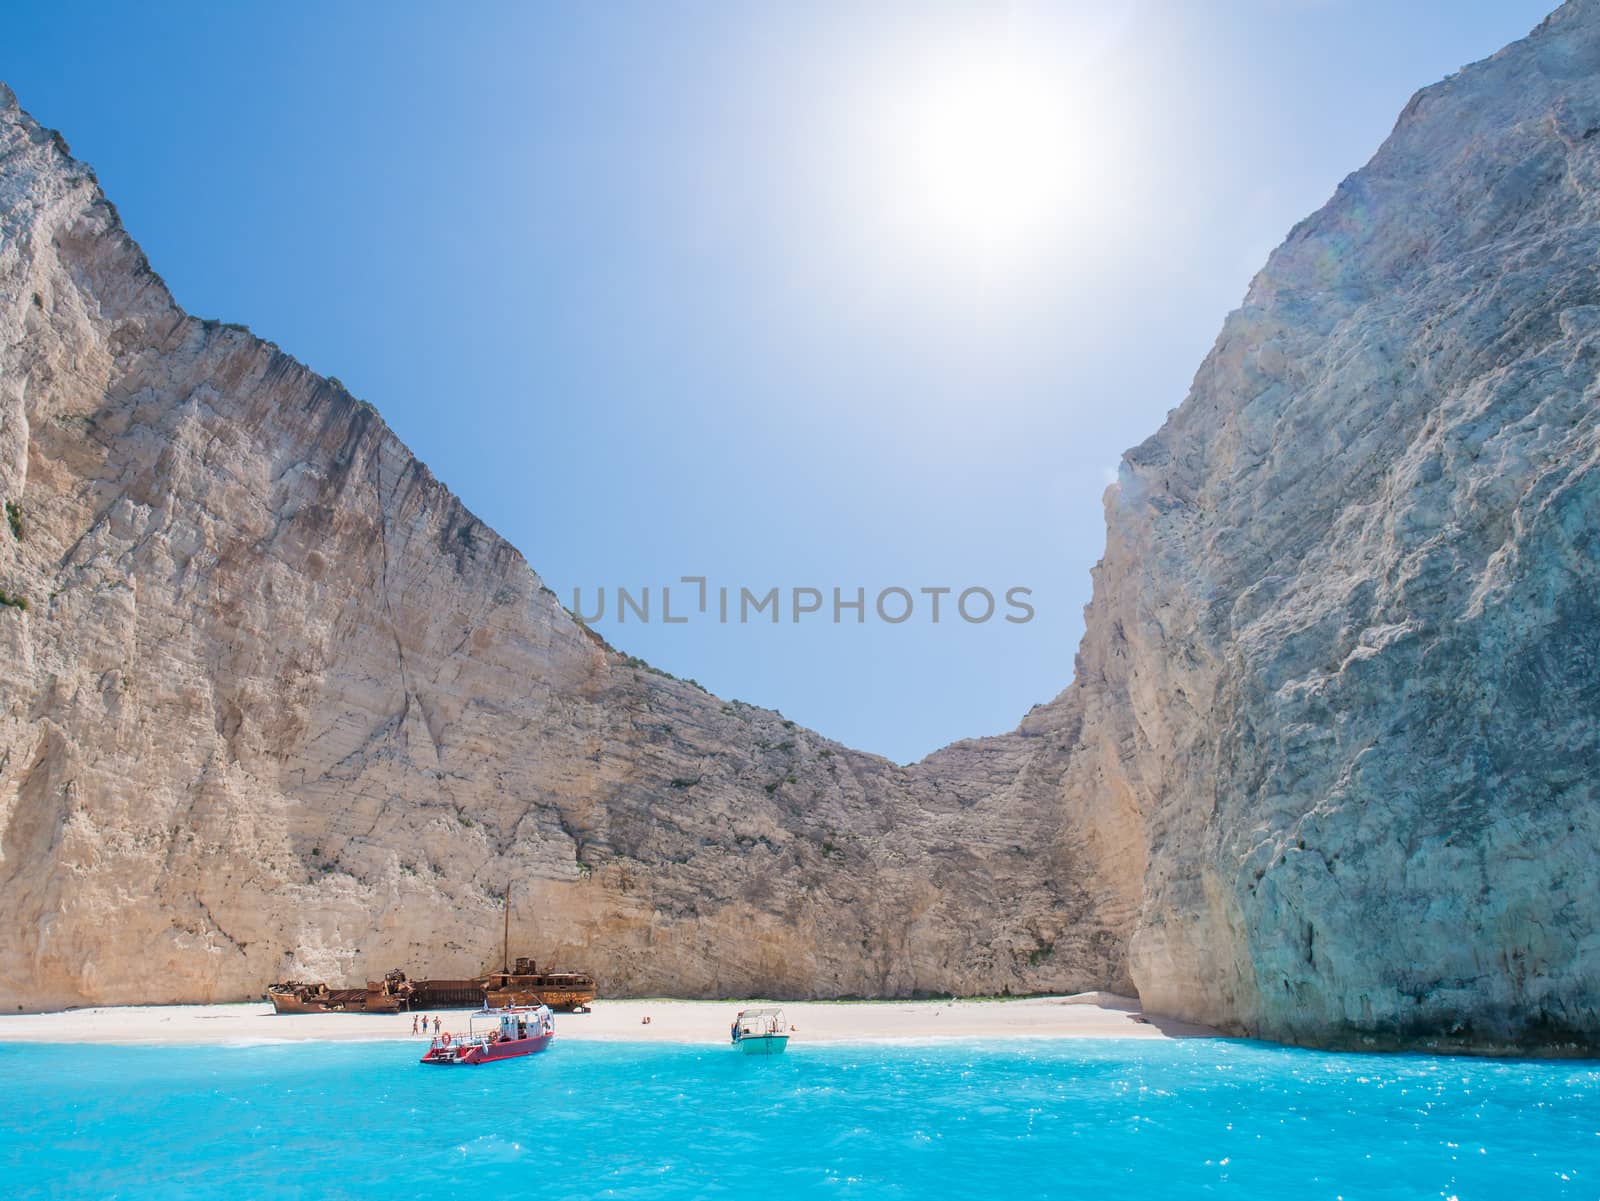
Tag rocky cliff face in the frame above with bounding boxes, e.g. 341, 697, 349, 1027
0, 85, 1126, 1011
1044, 1, 1600, 1051
5, 0, 1600, 1054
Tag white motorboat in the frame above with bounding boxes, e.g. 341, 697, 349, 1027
730, 1006, 790, 1055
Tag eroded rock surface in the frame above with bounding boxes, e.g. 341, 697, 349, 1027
1048, 1, 1600, 1051
0, 85, 1124, 1010
5, 0, 1600, 1054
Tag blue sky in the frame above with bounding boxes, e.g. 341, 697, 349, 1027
6, 1, 1554, 763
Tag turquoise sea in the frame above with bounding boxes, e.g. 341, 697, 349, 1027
4, 1036, 1597, 1199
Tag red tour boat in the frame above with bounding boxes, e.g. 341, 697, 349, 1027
420, 1004, 554, 1066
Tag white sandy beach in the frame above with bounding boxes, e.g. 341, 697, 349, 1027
0, 993, 1216, 1047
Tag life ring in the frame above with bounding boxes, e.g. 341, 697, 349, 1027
440, 1032, 452, 1047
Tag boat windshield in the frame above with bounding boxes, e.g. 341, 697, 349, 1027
462, 1006, 553, 1042
737, 1008, 786, 1036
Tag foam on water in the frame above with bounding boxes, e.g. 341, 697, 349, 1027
4, 1036, 1597, 1199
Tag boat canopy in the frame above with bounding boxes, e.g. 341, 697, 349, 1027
468, 1004, 552, 1040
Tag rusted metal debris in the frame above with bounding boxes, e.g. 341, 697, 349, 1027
265, 960, 597, 1014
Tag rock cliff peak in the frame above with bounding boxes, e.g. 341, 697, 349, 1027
5, 2, 1600, 1053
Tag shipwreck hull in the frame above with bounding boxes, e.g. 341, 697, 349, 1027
266, 986, 378, 1014
265, 958, 596, 1014
480, 966, 596, 1012
482, 985, 594, 1012
406, 979, 489, 1008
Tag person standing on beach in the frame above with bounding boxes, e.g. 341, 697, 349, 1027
411, 1014, 418, 1035
434, 1015, 442, 1036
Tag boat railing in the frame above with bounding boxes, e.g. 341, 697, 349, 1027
430, 1031, 493, 1050
735, 1009, 788, 1039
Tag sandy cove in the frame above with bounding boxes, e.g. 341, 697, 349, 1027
0, 992, 1217, 1047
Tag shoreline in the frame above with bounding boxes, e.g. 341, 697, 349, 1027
0, 993, 1219, 1048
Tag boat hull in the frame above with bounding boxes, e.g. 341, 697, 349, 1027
738, 1034, 789, 1055
420, 1032, 553, 1065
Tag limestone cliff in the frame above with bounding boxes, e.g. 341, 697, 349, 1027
1038, 0, 1600, 1051
0, 85, 1122, 1010
6, 0, 1600, 1055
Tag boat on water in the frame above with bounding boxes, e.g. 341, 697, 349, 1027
731, 1006, 791, 1055
420, 1004, 554, 1066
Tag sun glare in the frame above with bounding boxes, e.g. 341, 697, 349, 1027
862, 44, 1107, 275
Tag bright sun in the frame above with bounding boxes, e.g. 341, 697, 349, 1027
867, 47, 1100, 272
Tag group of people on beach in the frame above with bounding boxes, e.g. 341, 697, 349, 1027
410, 1014, 442, 1037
